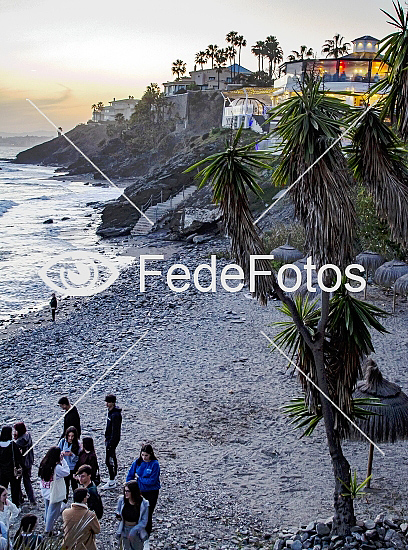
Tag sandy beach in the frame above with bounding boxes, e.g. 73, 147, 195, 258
2, 236, 408, 549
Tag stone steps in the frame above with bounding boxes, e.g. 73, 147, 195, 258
131, 185, 197, 235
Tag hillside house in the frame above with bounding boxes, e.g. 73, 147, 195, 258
163, 65, 252, 96
92, 96, 140, 122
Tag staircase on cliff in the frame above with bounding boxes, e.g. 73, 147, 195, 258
131, 184, 197, 235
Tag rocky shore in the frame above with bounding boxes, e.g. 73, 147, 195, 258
2, 236, 408, 549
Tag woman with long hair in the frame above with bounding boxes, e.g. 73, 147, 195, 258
58, 426, 80, 501
116, 481, 149, 550
14, 513, 43, 549
75, 436, 99, 483
0, 425, 23, 506
0, 485, 20, 537
13, 422, 36, 505
38, 446, 69, 535
126, 444, 160, 537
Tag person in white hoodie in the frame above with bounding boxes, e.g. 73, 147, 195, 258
0, 485, 19, 539
38, 446, 69, 535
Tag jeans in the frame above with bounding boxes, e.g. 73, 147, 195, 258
21, 466, 36, 503
64, 471, 78, 501
44, 499, 62, 533
0, 472, 22, 506
119, 525, 143, 550
141, 490, 159, 536
105, 446, 118, 480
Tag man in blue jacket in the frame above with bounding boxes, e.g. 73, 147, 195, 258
101, 394, 122, 489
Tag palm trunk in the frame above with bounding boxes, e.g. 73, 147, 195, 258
312, 291, 355, 535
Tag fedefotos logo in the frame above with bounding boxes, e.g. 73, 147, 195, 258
139, 254, 366, 294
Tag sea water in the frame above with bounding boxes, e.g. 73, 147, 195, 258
0, 146, 130, 321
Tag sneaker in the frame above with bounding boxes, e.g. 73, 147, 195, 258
60, 502, 70, 511
100, 479, 117, 489
143, 540, 150, 550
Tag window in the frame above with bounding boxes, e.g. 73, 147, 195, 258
209, 76, 215, 81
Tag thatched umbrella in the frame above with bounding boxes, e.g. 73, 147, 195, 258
374, 260, 408, 287
393, 273, 408, 312
270, 244, 304, 263
356, 251, 386, 298
351, 358, 408, 487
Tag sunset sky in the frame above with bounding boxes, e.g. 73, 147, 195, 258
1, 0, 394, 134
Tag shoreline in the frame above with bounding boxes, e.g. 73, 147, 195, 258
2, 237, 408, 548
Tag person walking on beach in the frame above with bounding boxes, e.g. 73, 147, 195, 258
75, 465, 103, 519
13, 422, 36, 505
62, 488, 100, 550
38, 446, 69, 535
0, 486, 20, 538
58, 397, 81, 439
101, 394, 122, 489
50, 293, 57, 321
126, 444, 160, 538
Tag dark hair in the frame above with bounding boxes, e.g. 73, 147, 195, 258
136, 443, 157, 466
58, 397, 70, 406
38, 447, 61, 482
73, 488, 88, 503
105, 394, 116, 403
0, 426, 12, 442
124, 480, 142, 512
64, 426, 80, 456
81, 436, 95, 453
77, 465, 92, 476
16, 513, 37, 535
0, 485, 6, 499
13, 422, 27, 438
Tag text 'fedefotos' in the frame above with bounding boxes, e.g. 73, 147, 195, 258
138, 255, 366, 294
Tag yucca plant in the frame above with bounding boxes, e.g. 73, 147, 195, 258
346, 105, 408, 250
371, 1, 408, 140
185, 125, 275, 305
339, 470, 372, 499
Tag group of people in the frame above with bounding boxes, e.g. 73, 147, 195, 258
0, 394, 161, 549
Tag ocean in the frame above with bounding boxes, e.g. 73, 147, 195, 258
0, 145, 131, 322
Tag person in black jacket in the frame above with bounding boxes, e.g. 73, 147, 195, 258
13, 422, 36, 505
75, 465, 103, 519
50, 293, 57, 321
0, 426, 23, 506
101, 394, 122, 489
58, 397, 81, 439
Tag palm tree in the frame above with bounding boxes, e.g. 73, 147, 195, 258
322, 34, 351, 58
214, 48, 227, 89
95, 102, 104, 122
226, 31, 239, 79
225, 45, 237, 81
185, 72, 408, 535
251, 41, 265, 74
372, 1, 408, 141
195, 51, 208, 70
206, 44, 218, 69
264, 35, 283, 78
288, 45, 314, 61
171, 59, 186, 80
235, 35, 247, 78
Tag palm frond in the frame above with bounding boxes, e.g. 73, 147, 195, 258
347, 106, 408, 249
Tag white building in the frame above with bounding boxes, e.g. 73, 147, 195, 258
92, 96, 139, 122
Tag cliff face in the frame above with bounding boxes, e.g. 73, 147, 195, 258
15, 91, 225, 178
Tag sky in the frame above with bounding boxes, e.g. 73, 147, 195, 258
0, 0, 396, 134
